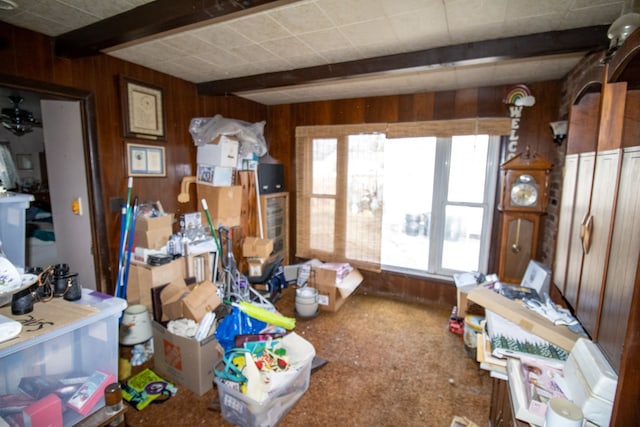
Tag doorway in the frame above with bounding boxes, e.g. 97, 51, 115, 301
0, 73, 111, 292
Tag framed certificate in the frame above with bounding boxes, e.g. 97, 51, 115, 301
120, 76, 166, 141
127, 143, 166, 177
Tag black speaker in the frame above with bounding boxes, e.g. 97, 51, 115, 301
257, 163, 284, 194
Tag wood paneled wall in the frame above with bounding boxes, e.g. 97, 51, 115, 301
267, 81, 563, 306
0, 23, 267, 293
0, 21, 563, 302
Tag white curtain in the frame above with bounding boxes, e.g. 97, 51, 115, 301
0, 144, 20, 189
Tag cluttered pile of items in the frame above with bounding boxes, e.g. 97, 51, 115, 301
451, 260, 618, 427
112, 115, 364, 426
114, 182, 317, 425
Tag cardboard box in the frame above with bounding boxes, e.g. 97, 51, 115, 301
159, 279, 220, 322
197, 184, 242, 228
196, 164, 235, 186
182, 281, 221, 323
311, 267, 363, 312
467, 286, 580, 351
453, 272, 481, 315
160, 279, 191, 321
247, 258, 266, 278
133, 227, 172, 250
127, 260, 186, 312
152, 321, 223, 395
242, 237, 273, 259
136, 214, 174, 232
196, 135, 239, 168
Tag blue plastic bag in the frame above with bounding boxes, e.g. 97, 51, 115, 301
215, 306, 267, 352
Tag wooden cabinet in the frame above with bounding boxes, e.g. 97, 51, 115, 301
259, 192, 289, 265
557, 28, 640, 426
597, 146, 640, 370
554, 81, 640, 368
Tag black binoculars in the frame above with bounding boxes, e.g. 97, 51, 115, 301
11, 263, 82, 315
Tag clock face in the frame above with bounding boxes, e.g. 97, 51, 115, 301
510, 174, 538, 207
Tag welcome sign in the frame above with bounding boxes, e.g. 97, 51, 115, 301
503, 85, 536, 160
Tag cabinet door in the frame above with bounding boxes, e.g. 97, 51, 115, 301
499, 213, 539, 284
554, 154, 579, 295
564, 153, 595, 308
260, 192, 289, 265
598, 147, 640, 370
577, 150, 620, 337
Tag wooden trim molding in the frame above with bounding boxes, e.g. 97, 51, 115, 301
0, 73, 111, 293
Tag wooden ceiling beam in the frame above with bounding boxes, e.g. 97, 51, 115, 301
197, 25, 610, 96
54, 0, 293, 58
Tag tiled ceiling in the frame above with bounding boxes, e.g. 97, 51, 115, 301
0, 0, 628, 105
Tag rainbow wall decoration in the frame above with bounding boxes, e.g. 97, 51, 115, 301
503, 84, 536, 107
504, 84, 536, 160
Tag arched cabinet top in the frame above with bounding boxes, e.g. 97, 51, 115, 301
608, 27, 640, 87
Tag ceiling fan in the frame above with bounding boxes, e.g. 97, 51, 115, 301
1, 95, 41, 136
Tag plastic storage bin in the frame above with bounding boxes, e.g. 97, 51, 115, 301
0, 192, 34, 269
214, 333, 315, 427
0, 289, 126, 426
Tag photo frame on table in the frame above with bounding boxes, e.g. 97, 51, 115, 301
127, 143, 166, 177
120, 76, 166, 141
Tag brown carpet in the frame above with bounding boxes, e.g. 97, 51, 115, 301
124, 287, 491, 426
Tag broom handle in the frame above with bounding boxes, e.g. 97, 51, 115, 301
201, 199, 224, 277
254, 169, 264, 238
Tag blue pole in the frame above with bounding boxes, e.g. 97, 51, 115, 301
121, 197, 139, 300
115, 204, 127, 297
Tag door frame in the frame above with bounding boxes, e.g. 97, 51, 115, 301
0, 73, 111, 292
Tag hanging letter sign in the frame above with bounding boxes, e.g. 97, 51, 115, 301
503, 85, 536, 160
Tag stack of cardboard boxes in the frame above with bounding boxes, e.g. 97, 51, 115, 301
243, 237, 274, 277
124, 136, 249, 395
127, 214, 185, 313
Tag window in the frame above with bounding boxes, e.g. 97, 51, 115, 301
296, 119, 508, 278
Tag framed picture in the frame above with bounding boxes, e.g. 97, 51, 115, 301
127, 143, 166, 177
16, 154, 33, 170
120, 76, 166, 140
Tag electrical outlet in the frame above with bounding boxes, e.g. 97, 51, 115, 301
109, 197, 125, 213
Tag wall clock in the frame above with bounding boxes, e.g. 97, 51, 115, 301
497, 149, 552, 283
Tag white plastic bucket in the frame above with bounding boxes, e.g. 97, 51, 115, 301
119, 304, 153, 345
295, 287, 318, 317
